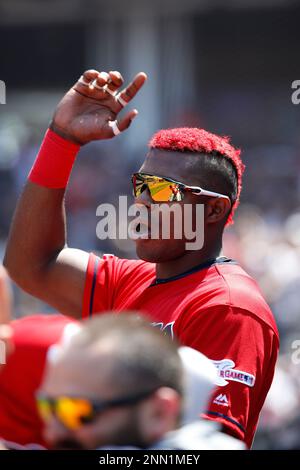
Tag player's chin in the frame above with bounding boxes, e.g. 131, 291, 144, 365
135, 238, 185, 263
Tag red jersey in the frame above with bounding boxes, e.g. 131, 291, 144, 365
0, 314, 78, 447
83, 254, 279, 448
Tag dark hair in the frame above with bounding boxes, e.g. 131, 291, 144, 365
196, 150, 238, 204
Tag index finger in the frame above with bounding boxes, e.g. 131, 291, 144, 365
116, 72, 147, 108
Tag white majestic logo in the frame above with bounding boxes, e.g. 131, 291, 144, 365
212, 359, 255, 387
213, 394, 229, 407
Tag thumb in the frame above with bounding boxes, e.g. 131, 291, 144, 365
117, 109, 139, 133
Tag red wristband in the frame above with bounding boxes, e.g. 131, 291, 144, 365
28, 129, 80, 189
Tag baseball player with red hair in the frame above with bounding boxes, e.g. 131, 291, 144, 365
4, 69, 279, 448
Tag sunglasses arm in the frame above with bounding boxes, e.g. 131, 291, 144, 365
189, 186, 231, 202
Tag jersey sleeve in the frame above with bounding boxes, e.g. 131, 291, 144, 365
82, 253, 117, 318
82, 253, 152, 319
176, 304, 279, 448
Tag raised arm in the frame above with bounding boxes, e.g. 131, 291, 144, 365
4, 70, 147, 318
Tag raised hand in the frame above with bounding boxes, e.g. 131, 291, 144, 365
50, 69, 147, 145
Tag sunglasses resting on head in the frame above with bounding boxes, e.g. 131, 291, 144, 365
131, 173, 231, 203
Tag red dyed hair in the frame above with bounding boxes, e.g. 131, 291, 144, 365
149, 127, 245, 225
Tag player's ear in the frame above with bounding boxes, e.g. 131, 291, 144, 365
137, 387, 181, 445
205, 198, 231, 224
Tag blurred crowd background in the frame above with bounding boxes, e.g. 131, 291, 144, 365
0, 0, 300, 449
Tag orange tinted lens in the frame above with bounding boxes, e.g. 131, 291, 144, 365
133, 175, 183, 202
56, 397, 93, 430
148, 179, 183, 202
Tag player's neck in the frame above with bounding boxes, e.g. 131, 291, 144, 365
155, 244, 222, 280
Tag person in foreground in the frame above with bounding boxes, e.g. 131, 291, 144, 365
4, 68, 279, 447
38, 314, 244, 450
0, 312, 243, 449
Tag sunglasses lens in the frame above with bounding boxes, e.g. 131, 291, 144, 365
37, 398, 52, 422
37, 397, 94, 430
148, 180, 183, 202
56, 397, 93, 430
133, 174, 184, 202
132, 175, 146, 198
